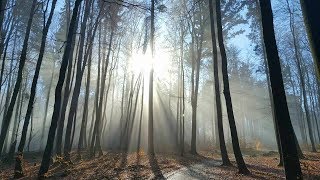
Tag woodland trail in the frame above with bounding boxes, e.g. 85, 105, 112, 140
164, 160, 222, 180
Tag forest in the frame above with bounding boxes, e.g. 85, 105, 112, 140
0, 0, 319, 179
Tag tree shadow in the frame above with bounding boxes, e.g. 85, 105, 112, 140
245, 163, 284, 178
148, 154, 164, 179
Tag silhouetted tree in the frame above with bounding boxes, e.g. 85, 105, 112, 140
0, 0, 37, 156
148, 0, 155, 156
38, 0, 83, 176
13, 0, 57, 177
259, 0, 302, 179
208, 0, 230, 165
299, 0, 320, 78
216, 0, 250, 174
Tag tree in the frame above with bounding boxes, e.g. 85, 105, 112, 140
0, 0, 9, 57
0, 0, 37, 156
63, 0, 99, 161
90, 27, 114, 157
259, 0, 302, 179
215, 0, 250, 174
39, 60, 55, 151
38, 0, 83, 176
208, 0, 230, 165
246, 0, 284, 165
148, 0, 155, 156
299, 0, 320, 79
13, 0, 57, 177
55, 0, 78, 156
285, 0, 316, 152
188, 0, 205, 155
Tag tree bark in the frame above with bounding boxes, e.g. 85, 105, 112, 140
55, 0, 79, 156
215, 0, 249, 174
64, 0, 98, 161
259, 0, 302, 179
208, 0, 230, 165
14, 0, 57, 176
38, 0, 83, 176
299, 0, 320, 79
286, 0, 317, 152
148, 0, 155, 156
0, 0, 37, 156
40, 62, 55, 151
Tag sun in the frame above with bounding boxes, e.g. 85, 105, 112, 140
129, 49, 171, 80
129, 51, 153, 76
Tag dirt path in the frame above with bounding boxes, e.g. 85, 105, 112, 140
161, 160, 221, 180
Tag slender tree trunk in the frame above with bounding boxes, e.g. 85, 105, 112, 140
0, 0, 8, 57
4, 80, 22, 161
13, 0, 57, 176
55, 0, 79, 156
259, 1, 302, 179
179, 24, 185, 156
0, 18, 14, 95
40, 63, 55, 151
137, 76, 144, 152
307, 71, 320, 143
299, 0, 320, 79
0, 0, 37, 155
0, 29, 15, 140
215, 0, 249, 174
148, 0, 155, 156
286, 0, 316, 152
38, 0, 83, 176
64, 0, 100, 161
90, 30, 113, 156
191, 40, 201, 155
190, 36, 196, 154
27, 111, 33, 152
90, 24, 102, 150
78, 49, 92, 153
253, 0, 283, 165
208, 0, 230, 165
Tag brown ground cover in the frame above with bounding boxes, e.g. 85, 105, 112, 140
0, 150, 319, 179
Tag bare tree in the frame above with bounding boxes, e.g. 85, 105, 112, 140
259, 0, 302, 179
0, 0, 37, 156
38, 0, 83, 176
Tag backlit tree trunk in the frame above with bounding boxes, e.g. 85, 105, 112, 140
259, 0, 302, 179
38, 0, 83, 176
215, 0, 249, 174
0, 0, 37, 155
208, 0, 230, 165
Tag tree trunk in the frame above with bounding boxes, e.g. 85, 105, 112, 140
215, 0, 249, 174
216, 0, 250, 174
78, 49, 92, 153
38, 0, 83, 176
253, 0, 283, 165
64, 0, 98, 161
55, 0, 79, 156
40, 62, 55, 151
0, 0, 37, 156
0, 0, 8, 57
27, 111, 34, 152
286, 0, 317, 152
299, 0, 320, 79
148, 0, 155, 156
0, 29, 15, 143
208, 0, 230, 165
13, 0, 57, 176
90, 30, 113, 156
0, 18, 14, 95
259, 0, 302, 179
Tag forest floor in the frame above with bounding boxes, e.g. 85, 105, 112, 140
0, 150, 320, 179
